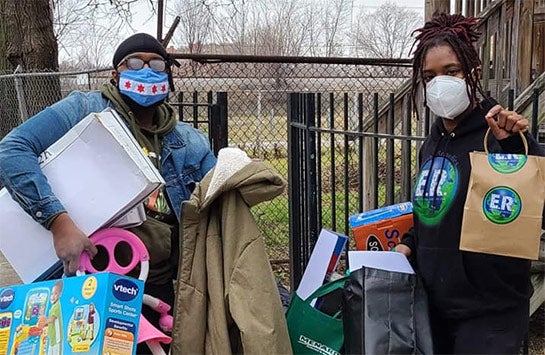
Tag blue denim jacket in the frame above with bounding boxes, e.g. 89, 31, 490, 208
0, 90, 216, 226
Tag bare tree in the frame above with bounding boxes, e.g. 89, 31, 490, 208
170, 0, 212, 54
353, 1, 422, 58
207, 0, 311, 56
52, 0, 138, 68
205, 0, 248, 54
70, 23, 123, 69
1, 0, 61, 120
303, 4, 326, 57
322, 0, 354, 57
0, 0, 141, 133
249, 0, 309, 56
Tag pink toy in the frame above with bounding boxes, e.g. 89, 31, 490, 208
78, 227, 173, 355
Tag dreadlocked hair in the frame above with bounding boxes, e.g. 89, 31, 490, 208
410, 13, 485, 119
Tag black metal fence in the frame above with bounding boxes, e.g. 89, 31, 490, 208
287, 89, 544, 289
175, 91, 229, 156
1, 56, 543, 288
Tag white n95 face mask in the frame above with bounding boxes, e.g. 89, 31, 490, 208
425, 75, 470, 120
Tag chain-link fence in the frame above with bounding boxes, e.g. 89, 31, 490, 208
0, 57, 416, 283
169, 56, 414, 281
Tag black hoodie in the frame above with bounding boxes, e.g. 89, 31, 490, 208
401, 98, 544, 320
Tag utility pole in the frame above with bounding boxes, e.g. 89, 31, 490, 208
157, 0, 164, 42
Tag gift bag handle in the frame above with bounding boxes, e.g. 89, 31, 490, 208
483, 128, 528, 155
303, 275, 349, 303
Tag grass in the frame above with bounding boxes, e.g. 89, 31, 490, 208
252, 145, 408, 248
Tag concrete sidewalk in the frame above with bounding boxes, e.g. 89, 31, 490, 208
0, 252, 21, 287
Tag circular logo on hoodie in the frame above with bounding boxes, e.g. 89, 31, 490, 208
488, 154, 527, 174
482, 187, 521, 224
413, 157, 459, 226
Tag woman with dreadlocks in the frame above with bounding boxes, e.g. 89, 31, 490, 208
395, 13, 544, 354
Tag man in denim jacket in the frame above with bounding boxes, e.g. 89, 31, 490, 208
0, 33, 216, 352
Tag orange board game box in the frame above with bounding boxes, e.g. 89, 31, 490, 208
349, 202, 413, 251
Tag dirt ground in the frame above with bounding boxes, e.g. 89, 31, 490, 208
0, 252, 21, 287
528, 304, 545, 354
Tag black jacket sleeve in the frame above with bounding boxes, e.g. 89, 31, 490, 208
400, 227, 416, 254
498, 131, 544, 156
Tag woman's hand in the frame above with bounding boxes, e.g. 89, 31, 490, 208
50, 213, 98, 275
485, 104, 528, 140
393, 244, 412, 258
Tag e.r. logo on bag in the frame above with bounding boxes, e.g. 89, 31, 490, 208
482, 186, 522, 224
488, 154, 527, 174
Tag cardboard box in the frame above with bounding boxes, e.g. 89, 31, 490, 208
296, 229, 347, 300
349, 202, 413, 251
0, 109, 164, 283
0, 272, 144, 355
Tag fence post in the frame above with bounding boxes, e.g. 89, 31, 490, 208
288, 93, 303, 290
192, 91, 199, 127
386, 93, 395, 205
216, 92, 228, 149
209, 92, 228, 156
304, 93, 318, 247
531, 88, 539, 139
256, 90, 262, 155
177, 92, 184, 120
13, 65, 28, 123
372, 93, 379, 209
402, 97, 412, 202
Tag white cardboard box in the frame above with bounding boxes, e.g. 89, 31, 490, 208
296, 229, 347, 301
0, 109, 164, 283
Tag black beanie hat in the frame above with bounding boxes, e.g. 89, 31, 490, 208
112, 33, 169, 69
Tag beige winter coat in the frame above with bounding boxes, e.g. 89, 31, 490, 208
171, 148, 292, 354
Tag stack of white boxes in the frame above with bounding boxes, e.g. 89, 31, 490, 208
0, 109, 164, 283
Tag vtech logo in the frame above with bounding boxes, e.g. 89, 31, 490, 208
0, 289, 15, 309
112, 279, 140, 302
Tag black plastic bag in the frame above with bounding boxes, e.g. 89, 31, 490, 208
342, 267, 433, 354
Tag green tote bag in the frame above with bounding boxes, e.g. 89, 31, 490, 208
286, 276, 348, 355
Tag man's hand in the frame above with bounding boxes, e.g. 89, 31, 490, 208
393, 244, 412, 258
485, 104, 528, 140
50, 213, 98, 275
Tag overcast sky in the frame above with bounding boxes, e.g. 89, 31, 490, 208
58, 0, 426, 65
128, 0, 425, 38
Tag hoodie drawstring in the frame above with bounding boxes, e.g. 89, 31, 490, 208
153, 133, 162, 169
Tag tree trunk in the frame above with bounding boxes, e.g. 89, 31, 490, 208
0, 0, 16, 138
1, 0, 61, 126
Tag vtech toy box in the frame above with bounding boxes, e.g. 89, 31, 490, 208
349, 202, 413, 251
0, 272, 143, 355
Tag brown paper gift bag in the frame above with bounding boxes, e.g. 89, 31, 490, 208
460, 129, 545, 260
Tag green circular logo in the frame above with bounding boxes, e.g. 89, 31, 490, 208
413, 157, 458, 226
482, 186, 521, 224
488, 154, 527, 174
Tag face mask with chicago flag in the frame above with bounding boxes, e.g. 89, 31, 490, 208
118, 68, 169, 107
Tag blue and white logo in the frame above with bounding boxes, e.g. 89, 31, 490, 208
112, 279, 140, 302
488, 154, 527, 174
483, 186, 522, 224
0, 289, 14, 309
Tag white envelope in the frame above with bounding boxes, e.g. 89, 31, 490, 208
0, 109, 164, 283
